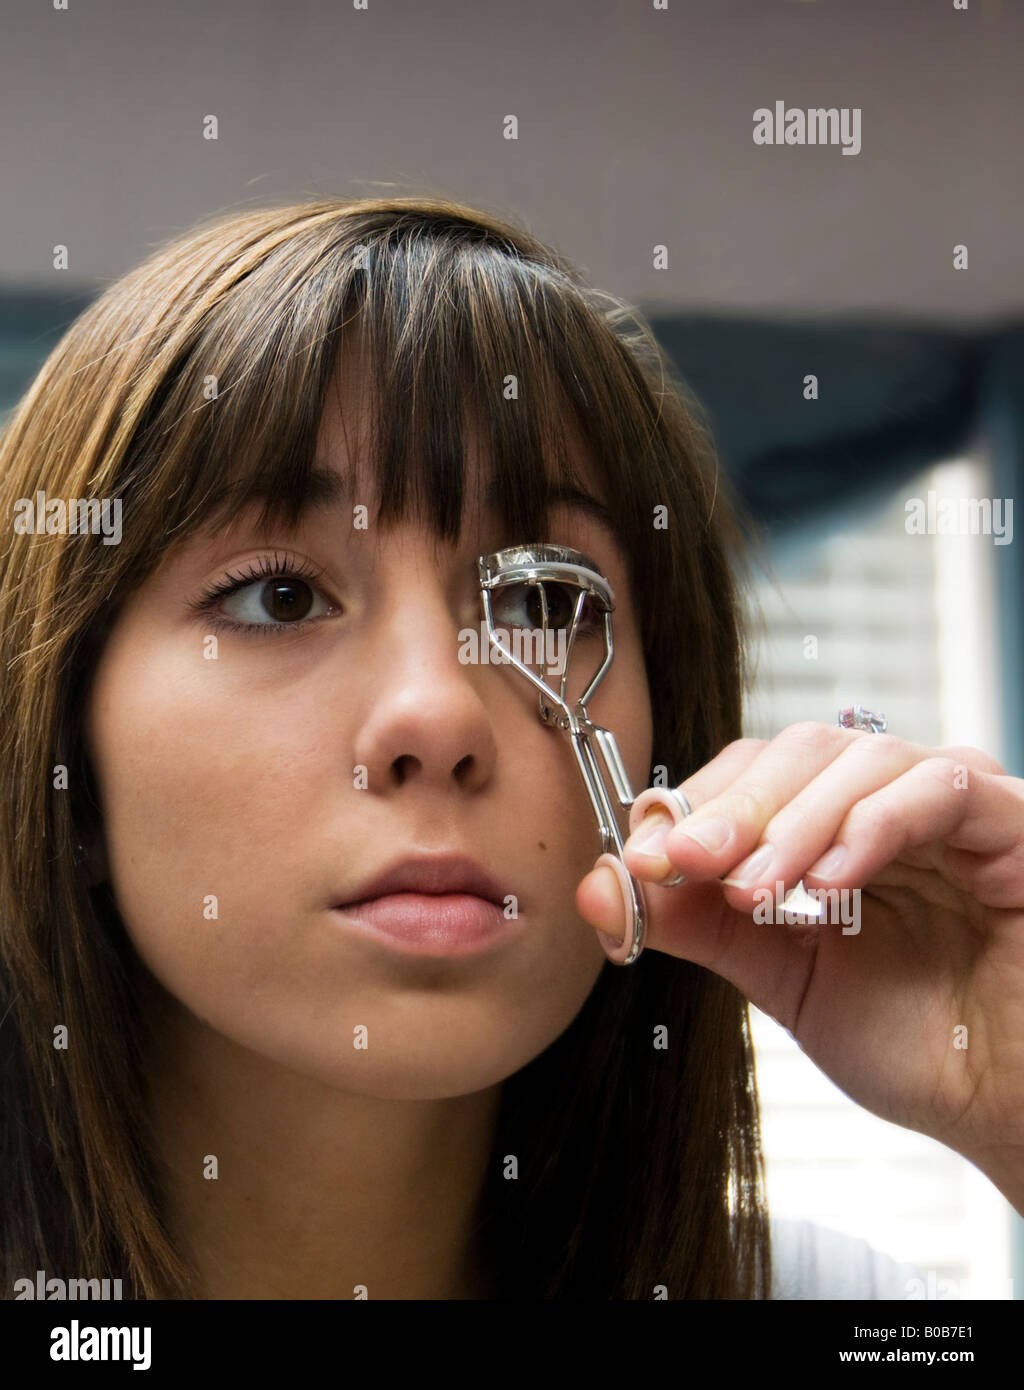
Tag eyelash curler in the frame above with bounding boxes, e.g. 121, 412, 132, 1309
477, 543, 693, 966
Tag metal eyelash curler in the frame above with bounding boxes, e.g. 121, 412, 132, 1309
477, 543, 693, 966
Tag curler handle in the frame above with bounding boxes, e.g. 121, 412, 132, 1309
593, 851, 646, 966
628, 785, 693, 836
626, 785, 694, 889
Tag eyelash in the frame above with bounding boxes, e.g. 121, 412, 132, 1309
190, 551, 333, 637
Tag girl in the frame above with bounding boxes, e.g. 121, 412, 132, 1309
1, 197, 1021, 1299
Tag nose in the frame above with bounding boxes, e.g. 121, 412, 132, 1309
351, 553, 501, 797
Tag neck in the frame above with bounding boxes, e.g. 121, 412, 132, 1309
138, 982, 503, 1300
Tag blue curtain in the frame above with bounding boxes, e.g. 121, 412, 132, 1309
648, 312, 1024, 778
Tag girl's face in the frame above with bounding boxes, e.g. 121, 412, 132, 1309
84, 377, 654, 1101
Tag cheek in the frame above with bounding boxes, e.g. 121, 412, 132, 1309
84, 623, 330, 991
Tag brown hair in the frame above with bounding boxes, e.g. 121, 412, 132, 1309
0, 194, 771, 1298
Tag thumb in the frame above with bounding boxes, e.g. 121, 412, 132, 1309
577, 851, 821, 1035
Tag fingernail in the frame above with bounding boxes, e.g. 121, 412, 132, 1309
724, 842, 773, 886
629, 811, 673, 859
806, 845, 846, 879
586, 864, 626, 939
675, 815, 731, 853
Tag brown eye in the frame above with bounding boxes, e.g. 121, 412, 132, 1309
216, 574, 331, 628
526, 583, 571, 629
495, 581, 599, 634
262, 580, 314, 622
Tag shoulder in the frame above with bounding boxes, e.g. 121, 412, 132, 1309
769, 1217, 926, 1300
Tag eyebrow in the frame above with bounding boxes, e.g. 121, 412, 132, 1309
540, 484, 618, 540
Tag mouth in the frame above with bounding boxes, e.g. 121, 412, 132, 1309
330, 853, 517, 957
336, 852, 506, 910
330, 893, 517, 957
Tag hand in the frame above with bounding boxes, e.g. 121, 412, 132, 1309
575, 722, 1024, 1213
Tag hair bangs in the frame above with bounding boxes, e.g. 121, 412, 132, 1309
121, 216, 657, 568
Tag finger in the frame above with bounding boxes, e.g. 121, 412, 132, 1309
713, 733, 946, 910
625, 721, 868, 887
582, 758, 1024, 1034
664, 737, 770, 815
575, 860, 827, 1038
933, 744, 1007, 777
624, 738, 769, 882
797, 760, 1024, 910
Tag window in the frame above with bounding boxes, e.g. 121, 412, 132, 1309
742, 448, 1014, 1298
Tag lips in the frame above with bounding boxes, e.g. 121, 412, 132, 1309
337, 853, 505, 908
